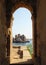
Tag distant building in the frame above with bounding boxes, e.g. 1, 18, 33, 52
13, 34, 27, 42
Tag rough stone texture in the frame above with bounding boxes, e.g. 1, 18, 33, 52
0, 0, 9, 65
37, 0, 46, 65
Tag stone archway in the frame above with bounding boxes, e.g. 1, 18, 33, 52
5, 0, 37, 64
11, 2, 37, 64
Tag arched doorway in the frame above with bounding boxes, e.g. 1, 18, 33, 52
6, 1, 37, 64
10, 7, 33, 64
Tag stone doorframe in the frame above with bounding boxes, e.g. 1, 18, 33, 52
5, 0, 37, 64
11, 2, 37, 57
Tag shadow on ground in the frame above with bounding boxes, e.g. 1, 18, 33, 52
10, 59, 34, 65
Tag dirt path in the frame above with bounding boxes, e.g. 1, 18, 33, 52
10, 46, 32, 64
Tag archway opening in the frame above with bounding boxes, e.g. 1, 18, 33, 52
10, 7, 33, 64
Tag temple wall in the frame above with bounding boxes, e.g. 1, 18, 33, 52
37, 0, 46, 65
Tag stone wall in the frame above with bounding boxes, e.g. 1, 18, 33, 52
0, 0, 9, 65
0, 0, 46, 65
37, 0, 46, 65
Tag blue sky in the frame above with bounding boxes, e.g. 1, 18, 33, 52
12, 7, 32, 39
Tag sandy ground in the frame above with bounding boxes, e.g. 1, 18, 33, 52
10, 46, 32, 64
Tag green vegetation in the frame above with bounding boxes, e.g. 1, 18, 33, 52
27, 43, 33, 56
